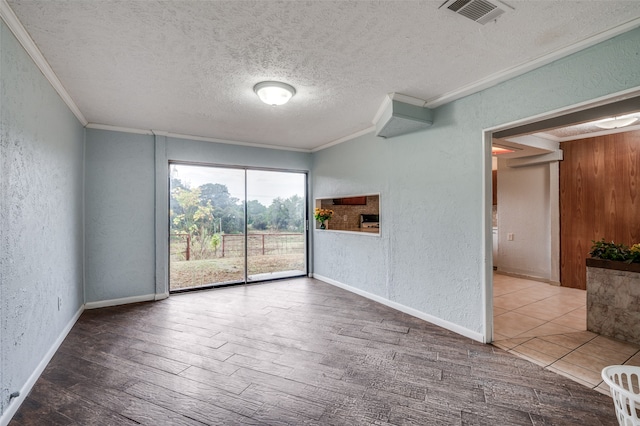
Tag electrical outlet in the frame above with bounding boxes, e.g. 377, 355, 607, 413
507, 233, 514, 241
343, 215, 348, 221
58, 296, 62, 311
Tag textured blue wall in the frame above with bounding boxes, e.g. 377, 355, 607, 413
84, 129, 156, 303
312, 27, 640, 339
83, 131, 312, 303
0, 22, 84, 418
2, 14, 640, 422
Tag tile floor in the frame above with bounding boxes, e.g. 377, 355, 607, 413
492, 272, 640, 395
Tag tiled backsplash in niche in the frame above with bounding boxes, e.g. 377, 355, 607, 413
320, 195, 379, 230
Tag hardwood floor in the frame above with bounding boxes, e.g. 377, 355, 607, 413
11, 278, 617, 425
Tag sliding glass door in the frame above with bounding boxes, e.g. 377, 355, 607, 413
246, 170, 306, 281
169, 163, 306, 292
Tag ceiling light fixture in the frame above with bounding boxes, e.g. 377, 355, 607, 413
254, 81, 296, 106
492, 143, 521, 156
492, 146, 515, 155
594, 114, 639, 130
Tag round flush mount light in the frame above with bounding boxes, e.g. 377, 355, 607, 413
253, 81, 296, 106
594, 114, 639, 130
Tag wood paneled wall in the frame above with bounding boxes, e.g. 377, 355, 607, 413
560, 130, 640, 289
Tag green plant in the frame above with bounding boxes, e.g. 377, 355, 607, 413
589, 239, 640, 264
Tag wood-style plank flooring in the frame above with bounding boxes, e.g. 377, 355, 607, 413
11, 278, 617, 425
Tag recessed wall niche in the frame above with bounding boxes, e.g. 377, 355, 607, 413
315, 194, 379, 234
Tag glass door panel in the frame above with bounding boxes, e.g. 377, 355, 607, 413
169, 164, 246, 291
246, 170, 306, 281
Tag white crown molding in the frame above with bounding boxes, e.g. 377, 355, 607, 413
4, 0, 639, 154
426, 17, 640, 109
316, 91, 431, 152
86, 123, 154, 135
321, 19, 640, 153
164, 131, 312, 152
86, 123, 312, 153
311, 125, 375, 153
0, 0, 88, 126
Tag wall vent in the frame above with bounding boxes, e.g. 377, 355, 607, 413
442, 0, 510, 25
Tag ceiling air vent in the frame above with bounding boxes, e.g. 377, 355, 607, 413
442, 0, 510, 25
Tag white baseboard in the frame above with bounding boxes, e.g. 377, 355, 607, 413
312, 274, 485, 343
154, 292, 169, 301
2, 292, 167, 424
1, 305, 84, 426
84, 293, 157, 309
495, 269, 551, 284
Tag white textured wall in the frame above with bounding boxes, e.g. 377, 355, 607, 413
0, 22, 84, 418
496, 162, 551, 280
312, 27, 640, 339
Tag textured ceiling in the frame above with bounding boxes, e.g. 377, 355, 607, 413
6, 0, 640, 151
536, 111, 640, 140
491, 108, 640, 159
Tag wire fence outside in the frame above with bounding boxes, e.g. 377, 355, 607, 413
171, 232, 305, 261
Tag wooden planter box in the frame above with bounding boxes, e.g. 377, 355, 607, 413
586, 258, 640, 345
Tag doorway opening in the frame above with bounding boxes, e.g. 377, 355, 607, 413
490, 94, 640, 294
485, 90, 640, 342
486, 90, 640, 390
168, 163, 307, 292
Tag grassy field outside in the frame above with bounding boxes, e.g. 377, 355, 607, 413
170, 232, 305, 290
